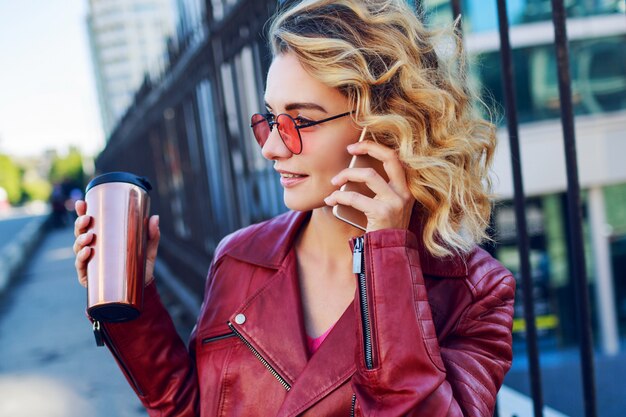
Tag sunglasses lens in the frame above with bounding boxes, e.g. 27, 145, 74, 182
276, 114, 302, 154
251, 113, 270, 147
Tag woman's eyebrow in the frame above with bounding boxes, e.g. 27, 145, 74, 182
285, 102, 327, 113
264, 101, 327, 113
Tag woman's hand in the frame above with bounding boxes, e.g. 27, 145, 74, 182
324, 141, 414, 232
73, 200, 161, 287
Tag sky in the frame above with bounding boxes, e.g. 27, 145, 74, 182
0, 0, 519, 160
0, 0, 104, 158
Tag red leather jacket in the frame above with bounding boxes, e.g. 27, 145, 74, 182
98, 210, 515, 416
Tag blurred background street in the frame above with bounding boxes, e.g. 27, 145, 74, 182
0, 217, 147, 417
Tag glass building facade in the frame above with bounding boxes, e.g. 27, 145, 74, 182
419, 0, 626, 358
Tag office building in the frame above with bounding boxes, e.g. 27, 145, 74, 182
442, 0, 626, 355
86, 0, 176, 136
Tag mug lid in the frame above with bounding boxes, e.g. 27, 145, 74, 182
86, 172, 152, 193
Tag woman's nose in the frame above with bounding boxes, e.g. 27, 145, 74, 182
261, 126, 292, 160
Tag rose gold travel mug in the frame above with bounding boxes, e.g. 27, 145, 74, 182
85, 172, 152, 322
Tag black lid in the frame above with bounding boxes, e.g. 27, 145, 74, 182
86, 172, 152, 193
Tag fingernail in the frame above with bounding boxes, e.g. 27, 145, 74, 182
155, 215, 160, 226
330, 176, 338, 185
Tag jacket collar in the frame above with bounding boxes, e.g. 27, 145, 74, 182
225, 209, 469, 278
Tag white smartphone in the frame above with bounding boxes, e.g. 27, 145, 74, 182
332, 128, 388, 230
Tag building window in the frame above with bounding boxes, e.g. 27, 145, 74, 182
475, 35, 626, 124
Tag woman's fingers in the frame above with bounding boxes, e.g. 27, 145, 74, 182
73, 232, 94, 255
331, 167, 391, 199
75, 246, 92, 287
74, 201, 94, 243
347, 141, 410, 198
75, 200, 86, 216
326, 140, 414, 231
74, 215, 92, 239
146, 215, 160, 263
325, 188, 373, 212
74, 201, 93, 287
148, 215, 160, 241
74, 231, 95, 287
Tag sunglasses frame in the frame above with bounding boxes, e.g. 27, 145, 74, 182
250, 111, 352, 155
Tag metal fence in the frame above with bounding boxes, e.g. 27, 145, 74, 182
487, 0, 596, 415
94, 1, 602, 416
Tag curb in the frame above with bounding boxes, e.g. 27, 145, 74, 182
0, 215, 51, 297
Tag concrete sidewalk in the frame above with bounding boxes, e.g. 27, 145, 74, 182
0, 214, 49, 297
0, 225, 147, 417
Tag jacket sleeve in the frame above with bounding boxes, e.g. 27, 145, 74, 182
99, 281, 200, 416
351, 229, 515, 417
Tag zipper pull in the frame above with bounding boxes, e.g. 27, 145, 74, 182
353, 236, 364, 274
93, 320, 105, 347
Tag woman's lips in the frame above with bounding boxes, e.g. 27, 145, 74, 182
277, 170, 308, 187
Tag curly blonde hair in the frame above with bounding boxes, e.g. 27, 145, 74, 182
269, 0, 496, 257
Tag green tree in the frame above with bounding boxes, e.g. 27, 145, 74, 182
23, 178, 52, 202
49, 147, 85, 188
0, 154, 23, 204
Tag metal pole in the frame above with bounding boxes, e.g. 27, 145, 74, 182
588, 187, 620, 356
495, 1, 544, 416
450, 0, 462, 33
450, 0, 463, 33
550, 1, 598, 416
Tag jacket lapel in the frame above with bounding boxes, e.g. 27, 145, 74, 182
276, 302, 357, 417
228, 256, 357, 416
227, 248, 309, 385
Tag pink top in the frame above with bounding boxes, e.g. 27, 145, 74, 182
306, 323, 336, 354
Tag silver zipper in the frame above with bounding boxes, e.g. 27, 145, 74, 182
93, 320, 104, 346
227, 321, 291, 391
94, 320, 145, 396
354, 236, 374, 370
350, 393, 356, 417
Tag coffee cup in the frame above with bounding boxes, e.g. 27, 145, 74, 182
84, 172, 152, 322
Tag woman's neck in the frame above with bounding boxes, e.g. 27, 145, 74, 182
295, 206, 361, 337
296, 206, 363, 263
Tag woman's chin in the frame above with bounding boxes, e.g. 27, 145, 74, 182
283, 195, 326, 212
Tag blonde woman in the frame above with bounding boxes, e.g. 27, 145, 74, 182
73, 0, 515, 415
